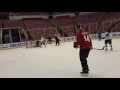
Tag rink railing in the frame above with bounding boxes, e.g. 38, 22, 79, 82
0, 32, 120, 49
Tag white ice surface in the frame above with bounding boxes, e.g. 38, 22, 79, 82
0, 39, 120, 78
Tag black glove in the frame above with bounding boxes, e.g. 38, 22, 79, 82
102, 37, 105, 39
73, 42, 77, 49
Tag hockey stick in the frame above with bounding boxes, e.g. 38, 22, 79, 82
92, 46, 104, 50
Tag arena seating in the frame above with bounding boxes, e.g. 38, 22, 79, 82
104, 12, 120, 20
111, 21, 120, 32
23, 20, 58, 39
1, 12, 120, 43
2, 20, 20, 28
28, 27, 57, 39
23, 20, 52, 29
50, 17, 74, 36
75, 12, 104, 24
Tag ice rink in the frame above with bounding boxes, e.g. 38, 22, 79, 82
0, 38, 120, 78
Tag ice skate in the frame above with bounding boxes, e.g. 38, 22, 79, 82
80, 70, 89, 76
105, 48, 108, 51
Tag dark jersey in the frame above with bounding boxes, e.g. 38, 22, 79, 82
55, 36, 59, 41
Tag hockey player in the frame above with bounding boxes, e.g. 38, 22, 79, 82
40, 37, 46, 47
73, 24, 92, 75
98, 32, 102, 41
34, 40, 41, 47
55, 34, 60, 46
104, 28, 113, 51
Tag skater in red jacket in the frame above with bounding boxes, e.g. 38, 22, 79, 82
73, 24, 92, 75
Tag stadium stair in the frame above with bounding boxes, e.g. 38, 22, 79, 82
19, 20, 32, 40
47, 19, 68, 37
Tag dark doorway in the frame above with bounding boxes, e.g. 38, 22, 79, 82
2, 28, 23, 44
11, 29, 20, 43
2, 29, 10, 44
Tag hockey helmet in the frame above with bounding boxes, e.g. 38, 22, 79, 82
77, 24, 83, 30
107, 27, 111, 33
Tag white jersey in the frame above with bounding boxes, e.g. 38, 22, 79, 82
104, 32, 112, 40
40, 37, 45, 43
57, 34, 60, 39
57, 36, 60, 39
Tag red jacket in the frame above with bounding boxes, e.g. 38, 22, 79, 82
76, 30, 92, 49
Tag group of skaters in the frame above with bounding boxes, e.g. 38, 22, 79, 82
35, 34, 60, 47
35, 37, 46, 47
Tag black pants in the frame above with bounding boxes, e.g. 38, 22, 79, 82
41, 42, 46, 47
79, 49, 90, 72
98, 36, 101, 40
56, 40, 60, 46
35, 42, 41, 47
105, 39, 112, 44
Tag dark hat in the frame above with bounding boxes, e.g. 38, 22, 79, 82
77, 24, 83, 29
